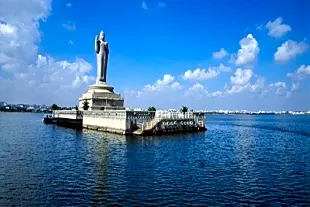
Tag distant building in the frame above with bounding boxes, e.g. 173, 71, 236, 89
0, 102, 7, 107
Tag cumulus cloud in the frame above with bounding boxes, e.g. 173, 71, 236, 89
274, 40, 308, 63
0, 0, 51, 73
269, 82, 288, 96
183, 68, 219, 81
185, 83, 207, 95
212, 48, 228, 59
127, 74, 182, 98
287, 65, 310, 80
269, 81, 286, 88
226, 69, 265, 94
62, 21, 76, 31
144, 74, 182, 92
182, 64, 231, 81
185, 83, 223, 99
171, 81, 182, 89
0, 0, 95, 105
1, 54, 95, 105
210, 91, 222, 97
0, 23, 16, 35
265, 17, 292, 38
230, 68, 253, 85
235, 34, 260, 66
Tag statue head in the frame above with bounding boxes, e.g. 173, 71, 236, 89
99, 31, 105, 40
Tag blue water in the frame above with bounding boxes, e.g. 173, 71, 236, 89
0, 113, 309, 206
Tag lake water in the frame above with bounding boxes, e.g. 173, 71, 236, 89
0, 113, 309, 206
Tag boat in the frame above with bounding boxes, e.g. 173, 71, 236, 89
42, 114, 58, 124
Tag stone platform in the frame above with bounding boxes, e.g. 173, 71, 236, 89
79, 82, 125, 111
52, 110, 207, 136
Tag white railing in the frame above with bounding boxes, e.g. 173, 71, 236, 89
135, 111, 206, 132
53, 110, 83, 119
155, 111, 194, 119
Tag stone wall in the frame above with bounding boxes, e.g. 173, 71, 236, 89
83, 110, 128, 134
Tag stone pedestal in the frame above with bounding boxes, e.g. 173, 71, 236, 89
79, 82, 125, 111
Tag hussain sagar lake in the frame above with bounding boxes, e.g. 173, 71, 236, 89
52, 30, 206, 135
0, 113, 309, 206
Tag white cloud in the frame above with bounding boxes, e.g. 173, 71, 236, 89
187, 83, 205, 92
183, 68, 219, 80
185, 83, 208, 97
185, 83, 223, 98
124, 74, 183, 102
0, 0, 51, 73
235, 34, 260, 66
265, 17, 292, 38
142, 1, 148, 10
0, 0, 96, 105
274, 40, 308, 62
182, 64, 231, 81
212, 48, 228, 59
287, 65, 310, 80
143, 74, 182, 92
66, 3, 72, 7
230, 68, 253, 85
1, 54, 95, 105
0, 23, 16, 35
210, 91, 222, 97
269, 81, 288, 96
171, 81, 182, 89
217, 63, 231, 72
62, 21, 76, 31
156, 74, 174, 85
269, 81, 286, 88
226, 69, 265, 94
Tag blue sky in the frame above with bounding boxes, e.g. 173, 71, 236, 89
0, 0, 309, 110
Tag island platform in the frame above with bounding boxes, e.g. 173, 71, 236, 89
52, 110, 207, 136
46, 30, 207, 136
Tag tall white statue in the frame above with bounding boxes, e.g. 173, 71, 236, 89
95, 31, 109, 83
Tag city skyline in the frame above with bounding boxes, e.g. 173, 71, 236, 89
0, 0, 309, 110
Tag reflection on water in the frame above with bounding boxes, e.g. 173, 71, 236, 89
0, 113, 309, 206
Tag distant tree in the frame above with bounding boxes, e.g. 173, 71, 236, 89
75, 105, 79, 111
51, 103, 59, 111
180, 105, 189, 113
147, 106, 156, 111
82, 100, 89, 111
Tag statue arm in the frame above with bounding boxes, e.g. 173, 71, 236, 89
95, 35, 99, 53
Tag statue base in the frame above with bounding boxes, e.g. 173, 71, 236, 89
79, 81, 125, 111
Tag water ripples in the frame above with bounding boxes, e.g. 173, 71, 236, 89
0, 113, 309, 206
